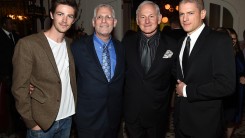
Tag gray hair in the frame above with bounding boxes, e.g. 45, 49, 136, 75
136, 1, 161, 17
93, 4, 116, 19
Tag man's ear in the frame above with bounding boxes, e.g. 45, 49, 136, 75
136, 17, 139, 26
158, 14, 162, 24
113, 19, 117, 27
50, 12, 54, 19
201, 9, 206, 19
92, 18, 95, 27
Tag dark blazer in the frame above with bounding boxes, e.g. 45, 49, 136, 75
174, 26, 236, 138
71, 35, 125, 130
12, 32, 77, 130
122, 32, 178, 127
0, 28, 19, 81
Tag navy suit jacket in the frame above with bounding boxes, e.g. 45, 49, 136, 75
174, 26, 236, 137
71, 35, 125, 129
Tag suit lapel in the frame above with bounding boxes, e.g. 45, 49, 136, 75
136, 36, 146, 74
131, 33, 146, 75
65, 38, 76, 97
86, 36, 108, 81
184, 26, 211, 79
149, 36, 168, 72
189, 27, 210, 61
37, 32, 60, 78
178, 38, 185, 80
0, 28, 15, 48
111, 39, 123, 81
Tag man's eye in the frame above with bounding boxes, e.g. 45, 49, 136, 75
106, 16, 111, 19
68, 15, 74, 19
96, 16, 102, 19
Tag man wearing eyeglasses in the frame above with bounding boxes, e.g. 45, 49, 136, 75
71, 4, 125, 138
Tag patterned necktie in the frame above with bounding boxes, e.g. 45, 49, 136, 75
182, 36, 191, 77
102, 44, 111, 82
141, 39, 151, 73
9, 33, 15, 45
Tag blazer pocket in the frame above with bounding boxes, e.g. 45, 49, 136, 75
30, 89, 47, 104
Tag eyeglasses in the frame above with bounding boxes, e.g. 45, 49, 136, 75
95, 15, 114, 21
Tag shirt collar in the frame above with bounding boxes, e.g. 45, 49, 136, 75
2, 28, 11, 36
93, 33, 112, 47
188, 23, 205, 43
140, 30, 160, 45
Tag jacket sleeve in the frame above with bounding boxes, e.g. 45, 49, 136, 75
12, 38, 37, 128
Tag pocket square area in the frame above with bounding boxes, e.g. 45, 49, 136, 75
163, 50, 173, 58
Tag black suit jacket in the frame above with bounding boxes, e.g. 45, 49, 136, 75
71, 35, 125, 130
174, 26, 236, 137
122, 32, 178, 127
0, 28, 19, 81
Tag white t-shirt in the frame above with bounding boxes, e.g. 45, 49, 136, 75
47, 37, 75, 121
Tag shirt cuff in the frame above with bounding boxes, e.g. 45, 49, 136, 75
183, 85, 187, 97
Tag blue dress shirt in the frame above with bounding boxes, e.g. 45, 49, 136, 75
93, 34, 116, 79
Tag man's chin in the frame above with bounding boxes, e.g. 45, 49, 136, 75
142, 30, 157, 37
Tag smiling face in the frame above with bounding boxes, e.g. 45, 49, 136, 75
179, 2, 206, 35
92, 6, 117, 41
50, 4, 75, 34
136, 3, 162, 37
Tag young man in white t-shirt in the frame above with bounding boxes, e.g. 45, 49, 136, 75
12, 0, 78, 137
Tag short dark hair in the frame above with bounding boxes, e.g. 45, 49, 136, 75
179, 0, 204, 11
50, 0, 78, 18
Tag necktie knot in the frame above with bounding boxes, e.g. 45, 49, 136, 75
186, 36, 191, 48
103, 44, 108, 49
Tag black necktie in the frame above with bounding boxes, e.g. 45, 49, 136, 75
182, 36, 191, 77
141, 40, 151, 73
9, 33, 15, 45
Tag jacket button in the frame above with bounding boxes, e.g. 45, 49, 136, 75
58, 81, 61, 84
57, 99, 60, 102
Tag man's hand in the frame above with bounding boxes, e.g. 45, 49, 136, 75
31, 125, 42, 130
175, 80, 186, 97
240, 76, 245, 85
29, 84, 35, 94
